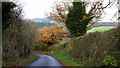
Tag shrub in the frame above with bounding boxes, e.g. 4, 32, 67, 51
102, 56, 118, 66
34, 42, 51, 51
66, 27, 120, 66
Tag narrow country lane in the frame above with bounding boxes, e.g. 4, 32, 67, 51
26, 53, 63, 68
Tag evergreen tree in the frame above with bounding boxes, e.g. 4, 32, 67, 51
65, 2, 92, 37
2, 2, 17, 30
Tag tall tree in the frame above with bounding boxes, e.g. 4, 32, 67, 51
66, 2, 92, 37
47, 0, 115, 37
2, 2, 17, 30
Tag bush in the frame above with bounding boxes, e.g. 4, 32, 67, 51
34, 42, 53, 51
66, 27, 120, 66
102, 56, 118, 66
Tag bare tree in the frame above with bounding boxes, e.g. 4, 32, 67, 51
46, 0, 72, 23
84, 0, 118, 24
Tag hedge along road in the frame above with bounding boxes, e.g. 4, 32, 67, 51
26, 53, 63, 68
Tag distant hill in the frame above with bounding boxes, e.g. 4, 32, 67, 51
32, 17, 57, 29
32, 17, 54, 23
34, 22, 57, 29
91, 22, 118, 28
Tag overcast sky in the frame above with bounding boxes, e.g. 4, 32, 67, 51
18, 0, 55, 19
17, 0, 118, 22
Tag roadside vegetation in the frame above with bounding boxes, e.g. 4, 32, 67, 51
2, 54, 38, 66
2, 2, 39, 66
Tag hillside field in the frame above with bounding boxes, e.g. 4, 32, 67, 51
87, 26, 117, 33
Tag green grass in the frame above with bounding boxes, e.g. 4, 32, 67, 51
2, 61, 15, 66
87, 26, 116, 33
34, 51, 86, 66
2, 54, 38, 66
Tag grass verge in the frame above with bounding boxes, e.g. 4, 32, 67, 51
34, 51, 86, 66
2, 54, 39, 66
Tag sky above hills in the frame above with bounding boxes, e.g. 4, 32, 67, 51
18, 0, 118, 22
18, 0, 55, 19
